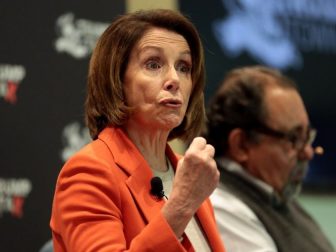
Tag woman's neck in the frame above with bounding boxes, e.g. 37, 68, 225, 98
124, 123, 170, 172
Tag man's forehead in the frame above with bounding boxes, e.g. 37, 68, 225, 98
264, 86, 309, 131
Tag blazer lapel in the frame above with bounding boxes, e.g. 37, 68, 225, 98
125, 162, 165, 223
99, 127, 165, 223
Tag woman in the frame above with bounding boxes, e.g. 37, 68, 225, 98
50, 9, 225, 252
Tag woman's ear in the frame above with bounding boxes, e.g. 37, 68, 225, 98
227, 128, 249, 162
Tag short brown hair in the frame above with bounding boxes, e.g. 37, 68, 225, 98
85, 9, 205, 142
204, 65, 298, 155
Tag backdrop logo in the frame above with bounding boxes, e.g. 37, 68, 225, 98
0, 178, 32, 218
0, 64, 26, 104
54, 12, 109, 59
61, 122, 91, 162
213, 0, 336, 70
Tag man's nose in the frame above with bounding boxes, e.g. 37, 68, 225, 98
298, 143, 314, 161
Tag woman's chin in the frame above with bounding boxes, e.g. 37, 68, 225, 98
160, 118, 183, 130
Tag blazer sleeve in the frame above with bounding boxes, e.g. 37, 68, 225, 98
50, 153, 186, 252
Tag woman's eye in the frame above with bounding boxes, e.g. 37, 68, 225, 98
177, 62, 191, 74
145, 60, 161, 70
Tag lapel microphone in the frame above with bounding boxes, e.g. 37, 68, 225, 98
150, 176, 168, 200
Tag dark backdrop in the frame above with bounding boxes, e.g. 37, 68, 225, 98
0, 1, 124, 251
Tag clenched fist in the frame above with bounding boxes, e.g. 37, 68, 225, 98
172, 137, 219, 210
162, 137, 219, 237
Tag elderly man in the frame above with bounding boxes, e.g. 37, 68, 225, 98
205, 66, 334, 252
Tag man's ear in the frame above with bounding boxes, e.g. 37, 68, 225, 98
227, 128, 249, 162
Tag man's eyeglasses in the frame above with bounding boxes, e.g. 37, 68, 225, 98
252, 124, 317, 151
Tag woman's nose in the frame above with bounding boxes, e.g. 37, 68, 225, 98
164, 66, 180, 91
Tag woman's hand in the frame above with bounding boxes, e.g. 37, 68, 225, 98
162, 137, 219, 237
173, 137, 219, 209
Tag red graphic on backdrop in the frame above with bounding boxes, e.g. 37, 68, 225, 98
0, 178, 32, 219
0, 64, 26, 105
4, 81, 19, 104
12, 196, 25, 218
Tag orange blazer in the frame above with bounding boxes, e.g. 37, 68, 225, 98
50, 126, 225, 252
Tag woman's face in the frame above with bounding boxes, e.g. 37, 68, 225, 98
123, 27, 193, 132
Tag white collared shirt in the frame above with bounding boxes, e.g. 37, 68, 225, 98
210, 158, 278, 252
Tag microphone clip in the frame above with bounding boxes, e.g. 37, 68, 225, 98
150, 176, 168, 200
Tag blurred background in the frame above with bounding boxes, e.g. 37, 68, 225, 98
1, 0, 335, 251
